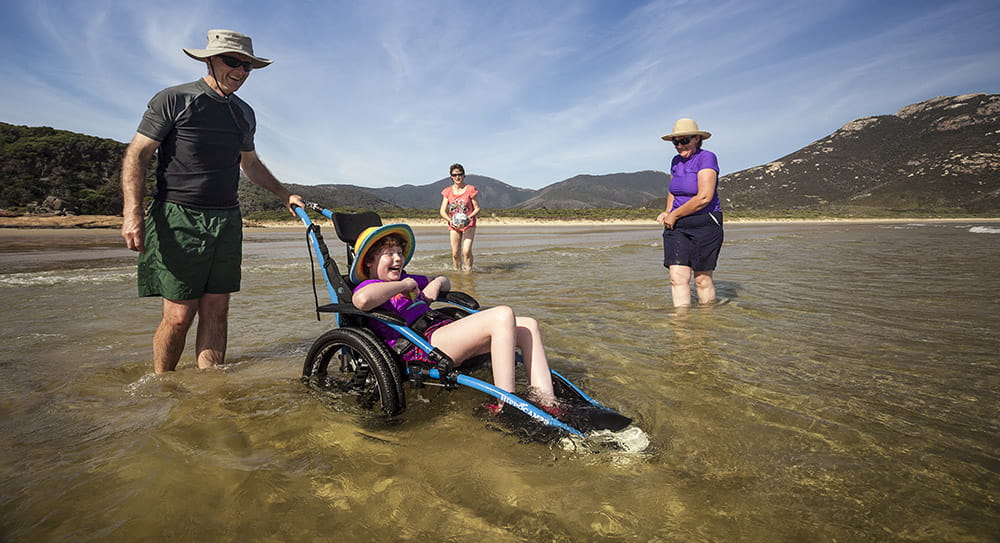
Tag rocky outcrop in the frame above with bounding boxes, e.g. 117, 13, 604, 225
29, 195, 77, 215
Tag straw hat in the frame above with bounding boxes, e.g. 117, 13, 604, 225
183, 29, 273, 69
349, 224, 416, 284
661, 118, 711, 141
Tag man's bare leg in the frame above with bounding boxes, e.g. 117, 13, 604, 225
153, 298, 199, 373
195, 293, 230, 369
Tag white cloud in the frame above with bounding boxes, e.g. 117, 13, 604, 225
1, 0, 997, 188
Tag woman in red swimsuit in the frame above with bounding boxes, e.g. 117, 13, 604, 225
438, 163, 480, 271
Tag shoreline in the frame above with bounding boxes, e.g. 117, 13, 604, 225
264, 216, 1000, 228
1, 214, 998, 230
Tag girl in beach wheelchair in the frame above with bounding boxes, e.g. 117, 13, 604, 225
294, 203, 632, 439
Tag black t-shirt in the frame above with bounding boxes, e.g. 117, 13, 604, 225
137, 78, 255, 209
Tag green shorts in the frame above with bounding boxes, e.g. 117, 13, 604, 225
137, 201, 243, 300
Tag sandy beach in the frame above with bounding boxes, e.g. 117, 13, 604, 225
2, 214, 997, 230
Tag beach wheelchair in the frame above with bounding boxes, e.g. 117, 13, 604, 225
293, 202, 632, 439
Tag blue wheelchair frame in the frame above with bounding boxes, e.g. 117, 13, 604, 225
294, 202, 619, 437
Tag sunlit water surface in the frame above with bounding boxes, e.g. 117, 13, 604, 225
1, 221, 997, 542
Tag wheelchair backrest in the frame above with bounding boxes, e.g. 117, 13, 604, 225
331, 211, 382, 267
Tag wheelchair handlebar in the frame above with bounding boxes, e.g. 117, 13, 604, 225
290, 200, 323, 211
291, 204, 311, 224
292, 201, 334, 224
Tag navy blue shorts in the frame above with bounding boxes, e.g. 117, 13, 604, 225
662, 211, 724, 271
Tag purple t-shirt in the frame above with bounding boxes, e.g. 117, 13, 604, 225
669, 149, 721, 214
355, 273, 431, 347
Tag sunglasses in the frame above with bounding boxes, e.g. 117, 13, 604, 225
451, 173, 465, 177
671, 136, 693, 146
217, 54, 254, 71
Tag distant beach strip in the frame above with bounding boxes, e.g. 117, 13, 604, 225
2, 214, 1000, 229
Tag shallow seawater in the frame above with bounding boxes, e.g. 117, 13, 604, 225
1, 221, 998, 542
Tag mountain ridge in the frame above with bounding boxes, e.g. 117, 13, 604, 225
717, 93, 1000, 213
1, 92, 997, 216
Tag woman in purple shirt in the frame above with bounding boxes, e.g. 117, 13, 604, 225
656, 118, 723, 307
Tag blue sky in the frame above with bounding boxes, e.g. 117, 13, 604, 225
1, 0, 998, 190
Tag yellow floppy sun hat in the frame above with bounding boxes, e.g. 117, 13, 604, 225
349, 224, 416, 284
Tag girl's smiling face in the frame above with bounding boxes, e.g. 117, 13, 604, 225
368, 244, 405, 281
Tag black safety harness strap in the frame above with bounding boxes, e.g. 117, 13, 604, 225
305, 224, 323, 321
410, 309, 450, 335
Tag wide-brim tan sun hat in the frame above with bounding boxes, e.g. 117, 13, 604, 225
183, 29, 273, 69
661, 118, 711, 141
349, 224, 416, 284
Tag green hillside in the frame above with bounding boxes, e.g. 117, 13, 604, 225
0, 123, 144, 214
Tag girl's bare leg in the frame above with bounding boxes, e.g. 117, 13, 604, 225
514, 316, 555, 400
429, 306, 517, 392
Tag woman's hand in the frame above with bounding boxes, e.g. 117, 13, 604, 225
656, 211, 677, 229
